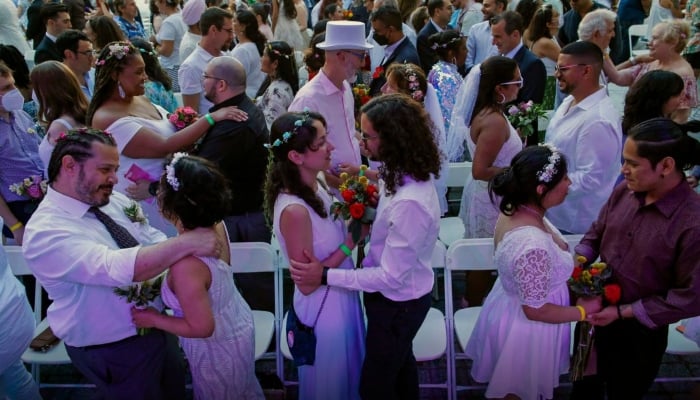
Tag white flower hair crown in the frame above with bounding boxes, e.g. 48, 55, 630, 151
536, 144, 560, 183
166, 152, 188, 191
95, 43, 132, 66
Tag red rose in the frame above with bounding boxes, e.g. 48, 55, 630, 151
571, 266, 583, 280
366, 184, 377, 197
349, 203, 365, 219
341, 189, 355, 202
590, 268, 600, 276
361, 95, 371, 105
372, 66, 384, 80
603, 284, 622, 304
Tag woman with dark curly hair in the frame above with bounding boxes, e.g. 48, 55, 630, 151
130, 38, 177, 112
256, 41, 299, 130
291, 94, 442, 399
232, 10, 267, 98
265, 111, 365, 400
622, 69, 684, 134
132, 153, 264, 400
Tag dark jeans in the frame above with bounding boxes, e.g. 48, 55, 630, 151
224, 211, 275, 312
359, 292, 432, 400
65, 329, 186, 400
570, 318, 668, 400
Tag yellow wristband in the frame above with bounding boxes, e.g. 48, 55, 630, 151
576, 305, 586, 321
9, 221, 23, 232
204, 113, 215, 126
339, 243, 352, 257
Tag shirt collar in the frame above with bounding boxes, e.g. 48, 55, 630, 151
430, 19, 444, 32
504, 41, 523, 58
45, 186, 93, 218
210, 92, 246, 111
316, 69, 346, 95
633, 179, 695, 218
384, 36, 406, 58
46, 32, 57, 42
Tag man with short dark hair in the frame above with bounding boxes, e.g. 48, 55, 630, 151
35, 3, 72, 64
23, 128, 222, 399
368, 5, 420, 96
465, 0, 504, 70
417, 0, 454, 72
56, 29, 95, 99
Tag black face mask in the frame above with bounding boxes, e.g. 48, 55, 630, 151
372, 31, 389, 46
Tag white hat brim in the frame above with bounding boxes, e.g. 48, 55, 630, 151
316, 42, 374, 50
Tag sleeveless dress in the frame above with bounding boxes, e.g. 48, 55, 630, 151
458, 121, 522, 238
273, 188, 365, 400
465, 223, 572, 399
161, 250, 265, 400
273, 0, 305, 51
106, 103, 177, 237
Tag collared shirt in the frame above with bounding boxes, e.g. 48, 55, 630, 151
23, 188, 167, 347
503, 41, 523, 58
458, 1, 484, 36
178, 44, 219, 113
429, 18, 445, 33
383, 35, 407, 63
575, 181, 700, 329
0, 110, 44, 202
368, 23, 417, 71
179, 31, 201, 64
80, 69, 94, 100
114, 15, 146, 40
466, 20, 498, 69
289, 69, 361, 169
328, 177, 440, 301
544, 87, 622, 234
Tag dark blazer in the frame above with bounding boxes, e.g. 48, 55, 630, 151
369, 37, 421, 96
417, 21, 439, 74
511, 45, 546, 146
34, 36, 62, 64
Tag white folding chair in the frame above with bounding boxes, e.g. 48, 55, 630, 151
173, 92, 184, 107
629, 24, 650, 57
655, 323, 700, 383
439, 162, 472, 247
5, 245, 92, 388
227, 242, 278, 361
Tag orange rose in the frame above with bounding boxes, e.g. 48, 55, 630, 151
349, 203, 365, 219
603, 284, 621, 304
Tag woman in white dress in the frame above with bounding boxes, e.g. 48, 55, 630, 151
232, 10, 268, 99
465, 145, 601, 400
87, 42, 245, 236
525, 5, 560, 109
272, 0, 306, 51
131, 154, 264, 400
449, 56, 523, 306
264, 111, 366, 400
153, 0, 187, 91
256, 41, 299, 130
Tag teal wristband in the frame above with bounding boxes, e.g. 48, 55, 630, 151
204, 113, 215, 126
339, 243, 352, 257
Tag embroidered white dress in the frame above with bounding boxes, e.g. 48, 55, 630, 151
458, 121, 521, 237
161, 253, 264, 400
273, 188, 365, 400
465, 224, 572, 399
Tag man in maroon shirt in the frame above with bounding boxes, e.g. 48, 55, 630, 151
572, 118, 700, 399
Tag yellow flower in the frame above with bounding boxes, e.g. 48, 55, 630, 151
339, 172, 349, 181
358, 176, 369, 185
592, 262, 607, 270
360, 165, 368, 172
576, 255, 587, 264
582, 270, 591, 279
339, 184, 347, 191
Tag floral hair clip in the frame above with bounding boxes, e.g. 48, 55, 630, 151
96, 43, 132, 66
267, 44, 290, 59
138, 48, 156, 57
536, 144, 560, 183
429, 34, 464, 50
405, 67, 424, 102
264, 108, 311, 148
166, 152, 188, 191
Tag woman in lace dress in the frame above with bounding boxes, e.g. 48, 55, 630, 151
465, 145, 602, 400
132, 154, 264, 399
450, 56, 523, 306
264, 111, 365, 400
272, 0, 305, 51
256, 41, 299, 130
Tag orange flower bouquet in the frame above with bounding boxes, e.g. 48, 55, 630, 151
568, 256, 622, 381
330, 166, 378, 243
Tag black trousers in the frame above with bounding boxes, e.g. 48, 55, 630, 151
359, 291, 432, 400
65, 329, 186, 400
571, 319, 668, 400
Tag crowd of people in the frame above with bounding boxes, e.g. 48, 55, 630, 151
2, 0, 700, 398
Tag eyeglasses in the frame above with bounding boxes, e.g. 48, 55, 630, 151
344, 50, 367, 60
76, 49, 96, 57
554, 63, 588, 73
361, 132, 379, 141
500, 78, 524, 89
201, 74, 226, 82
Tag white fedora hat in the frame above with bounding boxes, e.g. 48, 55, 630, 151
317, 21, 374, 51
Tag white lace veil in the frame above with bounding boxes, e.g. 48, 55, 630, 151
446, 63, 482, 162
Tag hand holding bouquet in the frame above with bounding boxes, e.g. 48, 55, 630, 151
114, 274, 165, 335
330, 166, 378, 243
168, 106, 198, 130
506, 100, 548, 138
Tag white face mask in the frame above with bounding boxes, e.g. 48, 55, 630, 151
1, 88, 25, 112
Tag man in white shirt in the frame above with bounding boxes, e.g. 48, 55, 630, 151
178, 7, 234, 114
22, 129, 221, 399
465, 0, 504, 70
291, 94, 442, 400
544, 41, 622, 234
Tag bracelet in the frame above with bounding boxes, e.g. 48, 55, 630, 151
339, 243, 352, 256
204, 113, 215, 126
629, 56, 637, 66
321, 267, 330, 285
616, 304, 623, 320
9, 221, 23, 232
575, 305, 586, 321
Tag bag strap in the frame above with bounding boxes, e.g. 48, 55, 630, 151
311, 286, 330, 329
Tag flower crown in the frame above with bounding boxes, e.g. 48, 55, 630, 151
166, 152, 187, 191
266, 43, 291, 59
404, 67, 424, 102
95, 43, 132, 66
536, 144, 560, 183
264, 108, 311, 148
56, 127, 113, 142
430, 34, 464, 50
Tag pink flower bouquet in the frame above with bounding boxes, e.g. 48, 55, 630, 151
168, 106, 198, 131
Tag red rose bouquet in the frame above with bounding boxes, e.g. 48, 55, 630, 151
168, 106, 198, 131
330, 166, 378, 243
568, 256, 622, 381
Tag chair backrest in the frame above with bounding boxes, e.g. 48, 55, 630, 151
173, 92, 184, 108
446, 161, 473, 188
228, 242, 276, 273
629, 23, 648, 53
445, 238, 495, 272
5, 245, 42, 325
431, 240, 447, 269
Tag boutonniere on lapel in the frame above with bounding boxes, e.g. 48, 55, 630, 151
372, 65, 384, 80
123, 201, 147, 224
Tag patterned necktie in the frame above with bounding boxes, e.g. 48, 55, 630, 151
89, 206, 140, 249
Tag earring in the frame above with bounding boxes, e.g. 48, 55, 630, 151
452, 56, 457, 65
118, 81, 125, 99
497, 92, 506, 104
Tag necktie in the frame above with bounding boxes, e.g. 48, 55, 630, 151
89, 206, 140, 249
